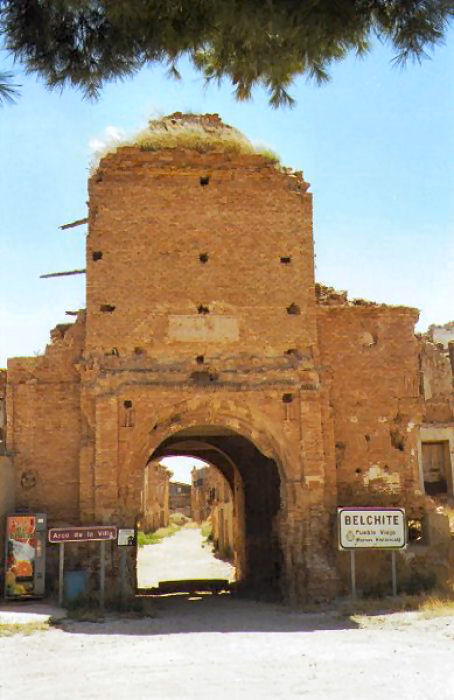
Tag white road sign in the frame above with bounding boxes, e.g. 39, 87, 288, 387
118, 528, 136, 546
338, 508, 406, 550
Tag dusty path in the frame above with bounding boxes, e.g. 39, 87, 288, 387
0, 597, 453, 699
137, 526, 235, 588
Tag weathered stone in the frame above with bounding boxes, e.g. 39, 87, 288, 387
4, 114, 453, 602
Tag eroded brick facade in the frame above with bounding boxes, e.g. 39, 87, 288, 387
5, 114, 447, 602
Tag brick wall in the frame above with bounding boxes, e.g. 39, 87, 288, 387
6, 314, 84, 522
85, 148, 316, 360
317, 298, 423, 511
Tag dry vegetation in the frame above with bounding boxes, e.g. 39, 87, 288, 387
337, 591, 454, 619
0, 621, 50, 636
91, 113, 279, 171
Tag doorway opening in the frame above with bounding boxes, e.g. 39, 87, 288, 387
136, 425, 283, 600
422, 441, 452, 496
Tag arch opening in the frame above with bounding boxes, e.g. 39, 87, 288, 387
136, 425, 284, 600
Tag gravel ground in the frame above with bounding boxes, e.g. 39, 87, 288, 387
1, 528, 453, 699
0, 598, 453, 699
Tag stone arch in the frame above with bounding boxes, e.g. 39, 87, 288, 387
127, 399, 290, 599
123, 397, 293, 501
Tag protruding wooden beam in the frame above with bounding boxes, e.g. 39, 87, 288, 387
59, 217, 88, 230
40, 269, 86, 279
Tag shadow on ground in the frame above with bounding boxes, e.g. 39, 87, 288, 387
53, 594, 359, 636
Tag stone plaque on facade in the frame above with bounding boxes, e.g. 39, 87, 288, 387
168, 315, 240, 342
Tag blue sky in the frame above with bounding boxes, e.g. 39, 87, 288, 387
1, 31, 453, 369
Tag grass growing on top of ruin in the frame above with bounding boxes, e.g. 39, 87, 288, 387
90, 113, 280, 171
133, 127, 279, 161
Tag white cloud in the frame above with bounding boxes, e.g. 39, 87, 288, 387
105, 125, 126, 141
88, 138, 106, 152
88, 125, 127, 153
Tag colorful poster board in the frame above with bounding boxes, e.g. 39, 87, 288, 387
5, 515, 37, 597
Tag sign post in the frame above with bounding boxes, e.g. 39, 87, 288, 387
350, 550, 357, 599
117, 529, 136, 606
338, 508, 406, 598
58, 542, 65, 607
49, 526, 117, 609
100, 541, 106, 612
391, 550, 397, 596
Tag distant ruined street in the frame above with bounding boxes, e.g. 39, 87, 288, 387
137, 526, 235, 588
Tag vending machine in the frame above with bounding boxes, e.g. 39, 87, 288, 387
4, 513, 47, 599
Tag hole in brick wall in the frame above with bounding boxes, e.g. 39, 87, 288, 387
365, 434, 371, 442
122, 400, 134, 428
199, 253, 209, 264
282, 393, 293, 403
284, 348, 302, 360
100, 304, 116, 313
190, 370, 219, 385
355, 468, 362, 475
20, 470, 37, 490
408, 518, 423, 543
200, 175, 210, 186
134, 347, 145, 355
335, 442, 346, 469
196, 355, 205, 364
360, 331, 378, 347
286, 303, 301, 315
197, 305, 210, 315
280, 257, 291, 264
92, 251, 103, 261
390, 429, 405, 451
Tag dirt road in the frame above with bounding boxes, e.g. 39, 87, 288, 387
0, 597, 453, 699
137, 527, 235, 588
1, 529, 452, 698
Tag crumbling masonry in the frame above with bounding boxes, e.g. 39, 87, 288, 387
3, 114, 452, 602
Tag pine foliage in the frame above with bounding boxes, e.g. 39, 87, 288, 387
0, 70, 20, 105
0, 1, 452, 106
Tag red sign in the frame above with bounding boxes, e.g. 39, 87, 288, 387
48, 526, 117, 543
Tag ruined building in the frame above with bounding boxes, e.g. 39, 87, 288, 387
141, 460, 170, 532
2, 114, 453, 601
418, 323, 454, 497
192, 465, 234, 559
168, 481, 192, 518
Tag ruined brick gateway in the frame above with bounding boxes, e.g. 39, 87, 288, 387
6, 113, 437, 603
